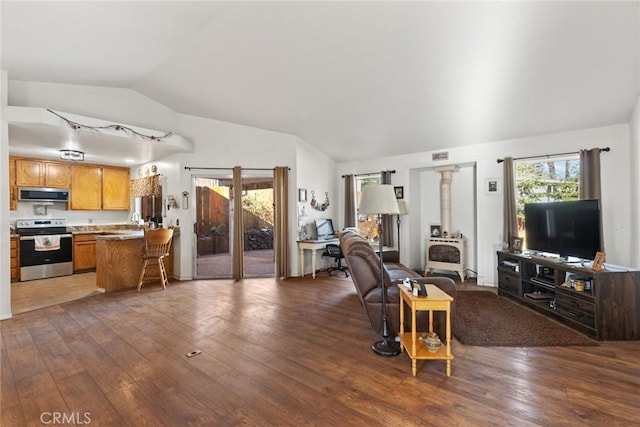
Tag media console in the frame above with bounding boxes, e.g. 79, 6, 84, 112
497, 251, 640, 340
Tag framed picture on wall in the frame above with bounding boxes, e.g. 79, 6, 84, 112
394, 186, 404, 199
298, 188, 307, 202
485, 178, 501, 195
430, 225, 441, 237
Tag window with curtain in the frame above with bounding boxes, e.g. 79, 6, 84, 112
515, 156, 580, 241
356, 174, 381, 241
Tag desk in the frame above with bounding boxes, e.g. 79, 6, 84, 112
398, 284, 454, 376
297, 239, 339, 279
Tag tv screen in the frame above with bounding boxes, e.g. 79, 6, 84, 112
315, 219, 335, 240
524, 199, 601, 260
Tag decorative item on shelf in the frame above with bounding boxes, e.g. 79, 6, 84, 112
59, 149, 84, 162
510, 236, 523, 253
430, 225, 441, 237
592, 251, 606, 271
420, 332, 442, 353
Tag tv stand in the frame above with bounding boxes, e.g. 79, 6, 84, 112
497, 251, 640, 340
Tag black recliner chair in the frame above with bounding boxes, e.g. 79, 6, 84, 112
322, 243, 349, 277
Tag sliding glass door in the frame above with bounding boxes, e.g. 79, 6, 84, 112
193, 169, 276, 279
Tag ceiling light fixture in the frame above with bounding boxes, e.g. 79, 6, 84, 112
60, 149, 85, 161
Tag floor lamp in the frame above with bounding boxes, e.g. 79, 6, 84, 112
359, 184, 401, 357
396, 200, 408, 260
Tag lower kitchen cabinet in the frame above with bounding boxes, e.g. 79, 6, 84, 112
11, 236, 19, 281
73, 234, 97, 272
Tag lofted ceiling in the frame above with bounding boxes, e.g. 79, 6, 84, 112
2, 1, 639, 164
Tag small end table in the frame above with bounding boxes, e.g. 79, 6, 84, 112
398, 284, 454, 376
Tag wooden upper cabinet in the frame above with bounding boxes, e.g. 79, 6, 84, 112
9, 157, 17, 210
70, 165, 102, 210
102, 167, 131, 210
44, 162, 71, 188
15, 158, 44, 187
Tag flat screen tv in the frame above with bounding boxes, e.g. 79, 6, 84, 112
524, 199, 601, 260
315, 219, 335, 240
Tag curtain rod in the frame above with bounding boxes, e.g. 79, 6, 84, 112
496, 147, 610, 164
184, 166, 290, 171
341, 170, 396, 178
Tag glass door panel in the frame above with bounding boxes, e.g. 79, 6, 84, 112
241, 173, 275, 277
194, 174, 232, 278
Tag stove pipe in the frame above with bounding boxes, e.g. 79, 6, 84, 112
435, 166, 459, 236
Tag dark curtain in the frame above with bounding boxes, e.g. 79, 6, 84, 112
381, 170, 394, 247
274, 166, 290, 278
232, 166, 244, 281
580, 149, 603, 251
344, 174, 357, 228
502, 157, 518, 249
580, 149, 602, 200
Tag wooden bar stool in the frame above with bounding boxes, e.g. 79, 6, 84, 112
137, 228, 174, 292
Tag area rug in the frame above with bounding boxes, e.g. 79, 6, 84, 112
453, 291, 598, 346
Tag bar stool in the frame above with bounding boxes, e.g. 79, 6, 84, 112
137, 228, 174, 292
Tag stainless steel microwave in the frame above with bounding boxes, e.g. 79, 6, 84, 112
18, 187, 70, 202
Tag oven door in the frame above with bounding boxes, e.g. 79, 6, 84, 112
19, 234, 73, 281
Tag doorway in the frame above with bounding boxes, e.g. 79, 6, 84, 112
193, 170, 275, 279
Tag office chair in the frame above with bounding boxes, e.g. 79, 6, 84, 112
322, 243, 349, 277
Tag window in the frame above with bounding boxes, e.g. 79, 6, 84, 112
356, 174, 381, 242
515, 157, 580, 239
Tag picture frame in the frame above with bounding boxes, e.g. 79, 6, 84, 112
510, 236, 523, 253
592, 251, 606, 271
394, 186, 404, 199
430, 225, 441, 238
298, 188, 307, 203
485, 178, 501, 195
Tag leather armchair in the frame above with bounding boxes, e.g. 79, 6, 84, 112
339, 230, 456, 339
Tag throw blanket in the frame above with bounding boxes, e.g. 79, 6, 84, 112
34, 235, 61, 251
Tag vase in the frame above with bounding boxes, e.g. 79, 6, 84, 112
421, 332, 442, 353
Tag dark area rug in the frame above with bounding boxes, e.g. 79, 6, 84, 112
454, 291, 598, 346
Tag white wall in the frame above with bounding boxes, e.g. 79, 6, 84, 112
337, 123, 634, 286
1, 71, 11, 319
295, 137, 338, 274
630, 95, 640, 267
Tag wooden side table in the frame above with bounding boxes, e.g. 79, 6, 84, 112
398, 284, 454, 376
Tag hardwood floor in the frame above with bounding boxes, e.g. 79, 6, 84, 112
2, 274, 639, 426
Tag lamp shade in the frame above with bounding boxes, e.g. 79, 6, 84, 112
397, 200, 408, 215
359, 184, 400, 215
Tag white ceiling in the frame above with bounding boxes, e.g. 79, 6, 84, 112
2, 1, 639, 164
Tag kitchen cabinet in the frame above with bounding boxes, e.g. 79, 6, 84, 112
70, 165, 102, 210
102, 167, 131, 210
15, 158, 43, 187
14, 158, 70, 188
73, 234, 97, 272
10, 236, 19, 281
9, 158, 16, 210
44, 162, 71, 188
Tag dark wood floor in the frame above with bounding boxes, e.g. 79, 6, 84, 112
2, 274, 639, 426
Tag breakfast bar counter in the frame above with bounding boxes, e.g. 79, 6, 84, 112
95, 228, 177, 292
